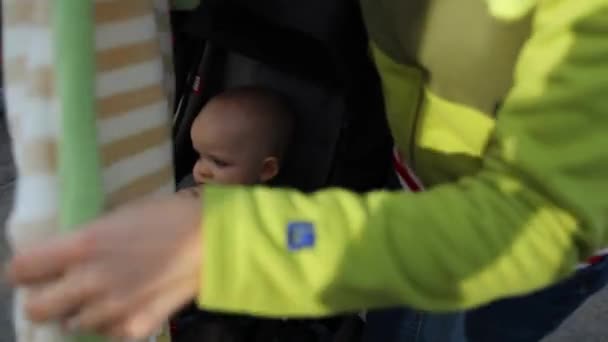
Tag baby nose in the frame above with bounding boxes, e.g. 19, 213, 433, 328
193, 160, 212, 184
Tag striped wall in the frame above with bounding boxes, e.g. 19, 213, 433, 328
3, 0, 176, 341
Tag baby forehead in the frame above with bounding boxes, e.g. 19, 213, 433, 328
196, 98, 277, 130
191, 109, 270, 145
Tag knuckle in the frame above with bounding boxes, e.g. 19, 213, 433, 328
9, 256, 32, 283
76, 318, 94, 331
101, 297, 127, 322
24, 300, 47, 322
77, 272, 105, 297
104, 297, 125, 312
76, 313, 97, 331
79, 298, 125, 331
108, 326, 128, 341
76, 231, 99, 260
125, 318, 151, 340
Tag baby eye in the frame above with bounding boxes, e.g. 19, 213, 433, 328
212, 157, 230, 168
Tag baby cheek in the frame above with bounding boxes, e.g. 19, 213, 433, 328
217, 167, 257, 185
192, 161, 204, 175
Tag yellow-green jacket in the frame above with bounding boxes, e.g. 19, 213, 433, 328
200, 0, 608, 316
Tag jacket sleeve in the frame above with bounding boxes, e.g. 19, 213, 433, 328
198, 1, 608, 317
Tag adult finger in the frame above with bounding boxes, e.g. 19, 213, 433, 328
65, 295, 129, 334
25, 266, 103, 323
7, 231, 92, 285
119, 282, 195, 340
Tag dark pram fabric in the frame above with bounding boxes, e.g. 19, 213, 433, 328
171, 309, 364, 342
171, 0, 392, 193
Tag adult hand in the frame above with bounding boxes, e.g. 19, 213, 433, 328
6, 193, 203, 340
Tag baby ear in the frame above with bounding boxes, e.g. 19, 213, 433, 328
260, 157, 280, 183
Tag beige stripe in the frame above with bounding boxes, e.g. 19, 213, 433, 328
97, 39, 160, 72
4, 57, 27, 85
3, 0, 34, 26
107, 164, 174, 207
6, 66, 55, 100
98, 84, 166, 118
18, 139, 58, 175
3, 0, 52, 27
101, 125, 171, 166
28, 67, 54, 99
95, 0, 150, 24
30, 1, 52, 26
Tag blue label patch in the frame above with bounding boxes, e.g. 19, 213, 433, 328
287, 222, 316, 251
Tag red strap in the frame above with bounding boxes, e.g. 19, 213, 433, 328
392, 149, 423, 192
586, 254, 605, 265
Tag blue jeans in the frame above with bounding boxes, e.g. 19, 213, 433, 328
364, 257, 608, 342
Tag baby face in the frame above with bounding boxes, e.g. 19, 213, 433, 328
190, 100, 276, 185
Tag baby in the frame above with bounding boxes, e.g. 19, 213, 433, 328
173, 87, 295, 340
184, 86, 294, 190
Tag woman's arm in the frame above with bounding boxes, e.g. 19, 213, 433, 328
199, 0, 608, 316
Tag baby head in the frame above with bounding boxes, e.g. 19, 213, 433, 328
190, 86, 294, 185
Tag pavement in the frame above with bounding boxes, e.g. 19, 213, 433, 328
0, 117, 605, 341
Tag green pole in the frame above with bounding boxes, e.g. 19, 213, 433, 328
54, 1, 105, 341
